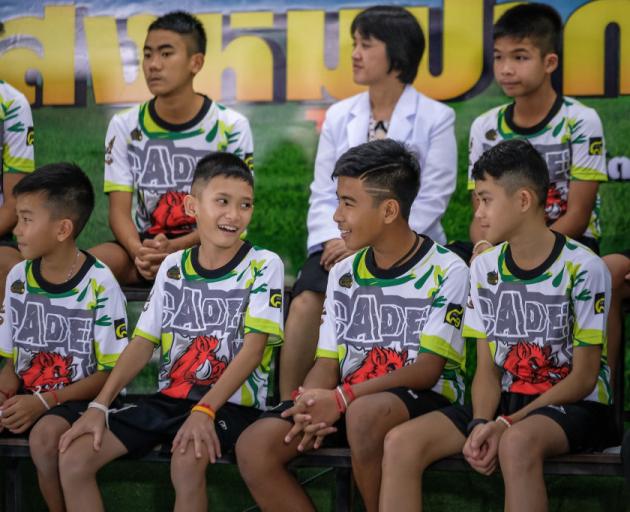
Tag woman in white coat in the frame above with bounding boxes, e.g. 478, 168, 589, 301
279, 5, 458, 397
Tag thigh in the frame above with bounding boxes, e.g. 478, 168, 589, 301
501, 413, 569, 459
237, 416, 304, 464
88, 242, 139, 284
384, 387, 452, 420
213, 403, 262, 454
29, 414, 71, 446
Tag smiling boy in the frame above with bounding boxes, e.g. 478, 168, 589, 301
90, 11, 253, 284
237, 139, 467, 512
58, 152, 283, 512
455, 3, 607, 263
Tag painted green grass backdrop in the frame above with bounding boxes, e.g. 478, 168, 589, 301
23, 88, 630, 511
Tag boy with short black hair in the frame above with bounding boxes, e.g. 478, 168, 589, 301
237, 139, 467, 512
59, 152, 283, 512
91, 10, 254, 285
0, 163, 128, 512
459, 3, 607, 262
380, 139, 612, 512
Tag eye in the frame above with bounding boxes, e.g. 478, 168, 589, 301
241, 201, 252, 210
161, 51, 172, 58
217, 198, 228, 205
143, 51, 151, 59
493, 54, 502, 61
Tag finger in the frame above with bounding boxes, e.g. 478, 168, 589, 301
179, 433, 191, 454
193, 432, 203, 460
297, 431, 316, 452
284, 422, 307, 444
280, 405, 303, 418
171, 430, 183, 453
304, 422, 328, 435
210, 429, 222, 461
93, 426, 103, 451
314, 426, 337, 438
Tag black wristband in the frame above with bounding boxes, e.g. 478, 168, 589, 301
466, 418, 488, 435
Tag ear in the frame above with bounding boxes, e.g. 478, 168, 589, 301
56, 219, 74, 243
517, 188, 536, 213
382, 198, 400, 225
543, 52, 558, 74
190, 53, 204, 75
184, 194, 197, 218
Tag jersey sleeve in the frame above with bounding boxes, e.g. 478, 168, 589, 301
571, 256, 611, 347
226, 115, 254, 171
569, 107, 607, 182
92, 271, 129, 370
103, 114, 134, 193
467, 115, 485, 191
133, 262, 167, 345
419, 259, 469, 367
315, 268, 339, 360
243, 254, 284, 346
1, 90, 34, 174
462, 258, 488, 340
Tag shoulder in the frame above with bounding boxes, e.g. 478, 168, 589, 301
430, 242, 469, 274
109, 104, 142, 129
325, 92, 367, 121
470, 243, 504, 276
563, 237, 608, 274
0, 81, 29, 106
248, 246, 284, 268
211, 101, 251, 126
562, 96, 603, 127
414, 89, 455, 120
471, 104, 506, 130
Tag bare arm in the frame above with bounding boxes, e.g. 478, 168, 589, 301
108, 191, 143, 261
549, 181, 598, 239
302, 357, 340, 390
0, 174, 24, 237
470, 341, 502, 420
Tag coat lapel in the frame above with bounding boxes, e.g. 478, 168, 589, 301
387, 85, 416, 143
346, 93, 370, 148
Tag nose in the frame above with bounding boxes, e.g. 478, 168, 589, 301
146, 54, 161, 72
333, 203, 343, 223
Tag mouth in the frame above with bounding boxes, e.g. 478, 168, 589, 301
339, 228, 351, 239
218, 224, 239, 234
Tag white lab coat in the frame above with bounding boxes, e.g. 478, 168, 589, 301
306, 85, 457, 253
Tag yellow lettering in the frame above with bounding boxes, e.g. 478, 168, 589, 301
564, 0, 630, 95
0, 6, 75, 105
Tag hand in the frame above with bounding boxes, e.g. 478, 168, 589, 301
0, 394, 48, 433
625, 271, 630, 282
171, 411, 222, 463
59, 407, 108, 452
471, 240, 493, 263
462, 421, 506, 475
320, 239, 355, 271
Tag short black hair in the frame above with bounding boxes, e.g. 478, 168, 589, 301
148, 11, 206, 55
13, 163, 95, 238
494, 3, 562, 56
332, 139, 420, 221
351, 6, 425, 84
191, 152, 254, 193
471, 139, 549, 207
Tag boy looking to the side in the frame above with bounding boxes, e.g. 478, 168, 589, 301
455, 3, 607, 262
91, 11, 253, 284
0, 163, 128, 512
58, 152, 284, 512
380, 139, 612, 512
237, 139, 468, 512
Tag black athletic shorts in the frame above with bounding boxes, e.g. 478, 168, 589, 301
440, 392, 613, 452
0, 399, 90, 438
107, 393, 262, 458
292, 251, 328, 297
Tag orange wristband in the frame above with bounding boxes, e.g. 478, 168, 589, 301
192, 403, 216, 421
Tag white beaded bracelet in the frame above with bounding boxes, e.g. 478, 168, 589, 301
88, 401, 110, 429
473, 239, 493, 253
34, 391, 51, 411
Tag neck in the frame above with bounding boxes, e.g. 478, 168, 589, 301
369, 80, 405, 120
371, 225, 419, 270
40, 243, 84, 284
154, 87, 204, 125
197, 240, 244, 271
512, 82, 557, 129
507, 219, 556, 270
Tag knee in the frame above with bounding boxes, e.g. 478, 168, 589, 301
346, 398, 386, 460
236, 425, 280, 485
58, 438, 98, 485
170, 450, 208, 489
29, 425, 61, 466
288, 291, 323, 321
382, 426, 425, 474
498, 427, 540, 475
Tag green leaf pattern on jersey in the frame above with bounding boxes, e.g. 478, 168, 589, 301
497, 246, 552, 284
427, 265, 447, 307
497, 107, 550, 139
138, 103, 204, 140
352, 250, 416, 288
243, 259, 269, 293
567, 117, 586, 145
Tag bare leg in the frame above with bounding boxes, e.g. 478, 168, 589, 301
0, 246, 23, 299
499, 414, 569, 512
88, 242, 142, 285
345, 393, 409, 512
236, 417, 315, 512
279, 291, 325, 399
171, 448, 210, 512
603, 254, 630, 385
59, 431, 128, 512
380, 411, 466, 512
29, 415, 72, 512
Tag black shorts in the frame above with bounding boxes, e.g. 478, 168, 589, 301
384, 387, 452, 419
0, 399, 90, 438
108, 393, 262, 458
440, 392, 613, 452
292, 251, 328, 297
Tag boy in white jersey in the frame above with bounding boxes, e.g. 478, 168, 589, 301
451, 3, 607, 263
58, 152, 283, 512
237, 139, 468, 512
90, 11, 253, 285
0, 163, 128, 512
380, 139, 612, 512
0, 25, 36, 299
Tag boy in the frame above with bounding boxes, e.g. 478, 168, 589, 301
58, 152, 284, 512
380, 139, 612, 512
91, 11, 254, 284
279, 5, 457, 398
0, 30, 36, 299
237, 139, 468, 512
0, 163, 128, 512
457, 3, 606, 262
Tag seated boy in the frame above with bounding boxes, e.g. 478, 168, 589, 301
0, 163, 128, 512
58, 152, 284, 512
90, 11, 253, 285
452, 3, 607, 263
0, 66, 36, 300
380, 139, 613, 512
237, 139, 468, 512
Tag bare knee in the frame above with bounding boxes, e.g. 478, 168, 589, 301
382, 425, 427, 475
236, 421, 287, 485
170, 449, 208, 489
59, 436, 100, 485
498, 427, 540, 475
346, 398, 386, 460
287, 292, 324, 326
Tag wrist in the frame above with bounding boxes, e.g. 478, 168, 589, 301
466, 418, 489, 435
88, 401, 110, 428
495, 415, 513, 430
191, 402, 216, 421
473, 239, 492, 253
